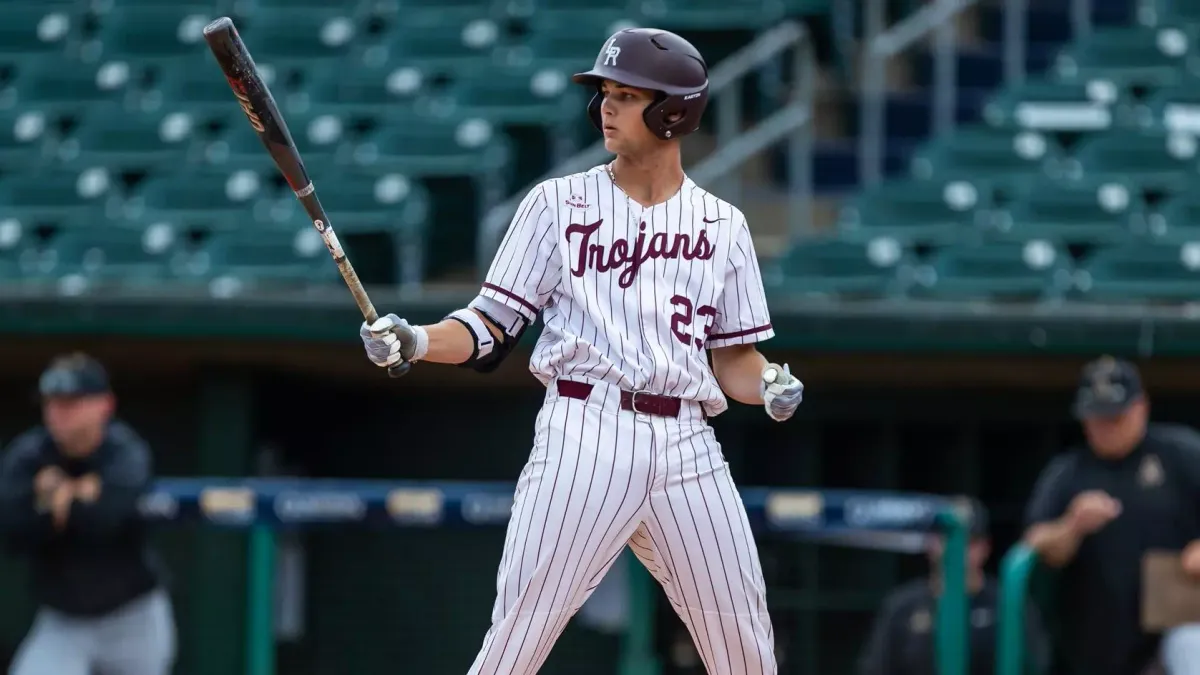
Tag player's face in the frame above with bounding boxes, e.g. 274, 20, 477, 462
43, 393, 114, 457
599, 80, 658, 154
1082, 397, 1148, 459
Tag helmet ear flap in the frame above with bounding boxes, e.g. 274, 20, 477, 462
587, 91, 603, 132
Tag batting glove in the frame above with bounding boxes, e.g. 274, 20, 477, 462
359, 314, 428, 368
761, 363, 803, 422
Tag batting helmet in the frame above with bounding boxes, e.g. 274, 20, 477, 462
571, 28, 709, 140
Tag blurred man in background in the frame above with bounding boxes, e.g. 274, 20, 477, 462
1024, 356, 1200, 675
0, 353, 174, 675
858, 510, 1048, 675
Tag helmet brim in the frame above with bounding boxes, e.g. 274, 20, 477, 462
571, 67, 703, 97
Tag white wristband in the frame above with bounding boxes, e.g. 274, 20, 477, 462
410, 324, 429, 362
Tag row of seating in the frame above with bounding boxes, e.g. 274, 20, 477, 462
0, 166, 428, 233
775, 238, 1200, 303
841, 177, 1200, 245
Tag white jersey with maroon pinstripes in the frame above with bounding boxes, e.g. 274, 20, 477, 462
479, 164, 774, 416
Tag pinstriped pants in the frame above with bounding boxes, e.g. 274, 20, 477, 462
468, 380, 777, 675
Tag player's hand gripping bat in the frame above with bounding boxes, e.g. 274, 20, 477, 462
202, 16, 410, 379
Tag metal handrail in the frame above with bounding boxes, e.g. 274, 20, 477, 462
858, 0, 981, 186
476, 20, 816, 271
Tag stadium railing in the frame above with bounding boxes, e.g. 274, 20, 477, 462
140, 479, 981, 675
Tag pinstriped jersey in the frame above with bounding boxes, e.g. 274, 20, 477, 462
479, 164, 773, 416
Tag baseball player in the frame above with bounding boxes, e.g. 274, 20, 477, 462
359, 27, 804, 674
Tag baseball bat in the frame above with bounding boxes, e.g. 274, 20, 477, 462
201, 17, 410, 379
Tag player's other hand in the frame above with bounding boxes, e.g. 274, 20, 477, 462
359, 313, 423, 368
1066, 490, 1121, 535
761, 363, 803, 422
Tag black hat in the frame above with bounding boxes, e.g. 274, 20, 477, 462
1072, 356, 1143, 419
38, 353, 111, 398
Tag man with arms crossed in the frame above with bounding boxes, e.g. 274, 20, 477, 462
360, 28, 804, 675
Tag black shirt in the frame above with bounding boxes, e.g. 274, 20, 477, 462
858, 577, 1049, 675
0, 420, 163, 617
1024, 422, 1200, 675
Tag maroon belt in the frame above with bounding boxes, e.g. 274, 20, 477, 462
556, 380, 682, 418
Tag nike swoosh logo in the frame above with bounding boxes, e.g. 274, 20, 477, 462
702, 216, 724, 223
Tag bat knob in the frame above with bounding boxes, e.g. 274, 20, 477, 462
387, 362, 411, 379
762, 368, 778, 384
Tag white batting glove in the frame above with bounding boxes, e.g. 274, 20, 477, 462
359, 313, 428, 368
761, 363, 803, 422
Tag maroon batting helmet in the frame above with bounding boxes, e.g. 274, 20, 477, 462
571, 28, 709, 140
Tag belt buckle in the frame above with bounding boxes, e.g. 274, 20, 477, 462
629, 390, 655, 415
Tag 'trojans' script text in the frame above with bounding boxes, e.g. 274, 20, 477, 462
566, 220, 715, 288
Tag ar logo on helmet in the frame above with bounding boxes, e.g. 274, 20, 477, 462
603, 38, 621, 66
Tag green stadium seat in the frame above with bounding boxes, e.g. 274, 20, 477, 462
204, 110, 351, 172
58, 105, 199, 170
85, 8, 215, 65
366, 15, 504, 70
1072, 130, 1199, 190
0, 215, 32, 259
3, 56, 133, 114
638, 0, 783, 29
911, 240, 1073, 302
0, 108, 54, 170
982, 76, 1124, 131
230, 0, 365, 11
0, 168, 118, 222
519, 11, 645, 67
235, 10, 359, 68
384, 0, 496, 10
1145, 192, 1200, 243
299, 60, 443, 116
448, 65, 579, 125
189, 229, 341, 293
1078, 243, 1200, 302
992, 180, 1142, 245
776, 237, 909, 299
1155, 0, 1200, 24
1143, 81, 1200, 135
0, 6, 77, 58
837, 179, 985, 244
350, 115, 512, 177
125, 170, 279, 231
507, 0, 632, 15
138, 57, 250, 119
1053, 25, 1194, 87
301, 171, 430, 235
37, 229, 178, 285
909, 126, 1061, 183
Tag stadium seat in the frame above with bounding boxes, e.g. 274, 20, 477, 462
1145, 192, 1200, 243
203, 110, 351, 172
506, 0, 632, 15
366, 15, 505, 71
3, 56, 133, 114
518, 11, 645, 68
58, 105, 199, 170
229, 0, 365, 11
1143, 81, 1200, 135
0, 108, 55, 170
982, 76, 1124, 131
85, 8, 215, 65
187, 229, 342, 293
837, 179, 985, 244
1155, 0, 1200, 24
0, 5, 78, 59
139, 57, 251, 120
776, 237, 909, 299
0, 168, 118, 222
638, 0, 784, 30
908, 126, 1061, 183
1078, 243, 1200, 302
124, 170, 279, 231
991, 180, 1142, 245
35, 229, 178, 286
910, 240, 1073, 302
1053, 25, 1194, 87
447, 65, 580, 125
298, 60, 445, 117
300, 171, 430, 235
350, 115, 512, 177
1071, 130, 1199, 190
235, 9, 360, 68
